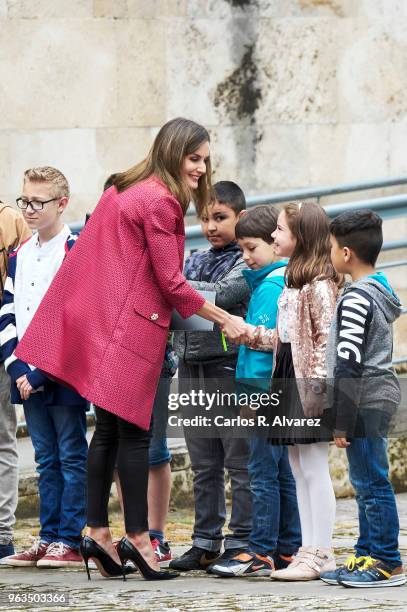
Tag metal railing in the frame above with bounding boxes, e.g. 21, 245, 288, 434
185, 174, 407, 216
184, 193, 407, 250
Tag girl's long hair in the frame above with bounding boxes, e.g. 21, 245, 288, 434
113, 118, 212, 216
284, 201, 341, 289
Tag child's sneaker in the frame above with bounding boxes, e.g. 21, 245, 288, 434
0, 538, 50, 566
209, 551, 274, 577
169, 546, 220, 571
206, 548, 249, 574
271, 547, 335, 581
37, 542, 84, 568
338, 557, 406, 588
321, 554, 369, 585
150, 538, 172, 566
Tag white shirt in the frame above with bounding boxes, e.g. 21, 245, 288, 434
14, 224, 71, 341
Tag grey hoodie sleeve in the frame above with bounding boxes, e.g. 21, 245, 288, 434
187, 258, 249, 310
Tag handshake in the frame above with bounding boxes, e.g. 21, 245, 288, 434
221, 316, 265, 347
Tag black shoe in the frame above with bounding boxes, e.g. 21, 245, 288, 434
273, 552, 296, 570
207, 548, 248, 574
169, 546, 220, 571
117, 537, 179, 581
80, 536, 136, 580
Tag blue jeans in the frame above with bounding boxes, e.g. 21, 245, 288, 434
248, 437, 301, 556
23, 394, 87, 549
149, 376, 171, 466
347, 436, 401, 568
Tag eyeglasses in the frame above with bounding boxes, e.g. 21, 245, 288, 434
16, 197, 59, 211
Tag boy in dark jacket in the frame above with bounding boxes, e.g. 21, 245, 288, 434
321, 210, 405, 588
170, 181, 251, 571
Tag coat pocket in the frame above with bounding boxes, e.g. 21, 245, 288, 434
119, 303, 169, 364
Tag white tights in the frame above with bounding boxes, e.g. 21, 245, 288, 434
288, 443, 336, 549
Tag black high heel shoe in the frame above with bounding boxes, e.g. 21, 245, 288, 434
80, 536, 136, 580
117, 537, 179, 581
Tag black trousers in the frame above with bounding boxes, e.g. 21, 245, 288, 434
87, 406, 151, 533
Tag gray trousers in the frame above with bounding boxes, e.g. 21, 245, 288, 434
180, 360, 252, 552
0, 364, 18, 544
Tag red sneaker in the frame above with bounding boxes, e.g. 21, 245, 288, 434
37, 542, 84, 568
0, 538, 50, 567
150, 538, 172, 565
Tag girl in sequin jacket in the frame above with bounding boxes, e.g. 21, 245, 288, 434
242, 201, 341, 581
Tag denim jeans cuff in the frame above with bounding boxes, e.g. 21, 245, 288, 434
193, 537, 222, 552
224, 538, 249, 550
59, 538, 81, 551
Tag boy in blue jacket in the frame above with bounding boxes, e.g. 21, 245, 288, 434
210, 205, 301, 577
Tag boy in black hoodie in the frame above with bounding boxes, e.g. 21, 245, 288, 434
321, 210, 405, 588
170, 181, 251, 572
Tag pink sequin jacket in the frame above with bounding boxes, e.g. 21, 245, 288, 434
248, 279, 338, 385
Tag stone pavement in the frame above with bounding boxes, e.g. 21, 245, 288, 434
1, 494, 407, 612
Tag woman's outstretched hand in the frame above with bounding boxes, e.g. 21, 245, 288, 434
221, 315, 252, 344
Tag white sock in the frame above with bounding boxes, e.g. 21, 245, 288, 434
288, 445, 313, 546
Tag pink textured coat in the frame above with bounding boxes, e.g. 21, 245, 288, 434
15, 177, 205, 429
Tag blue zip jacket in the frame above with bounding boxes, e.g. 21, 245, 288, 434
236, 261, 287, 391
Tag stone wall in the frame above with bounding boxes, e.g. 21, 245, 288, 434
0, 0, 406, 248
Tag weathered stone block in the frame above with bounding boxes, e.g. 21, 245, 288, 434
127, 0, 187, 18
0, 21, 117, 129
256, 18, 338, 124
255, 124, 310, 191
389, 123, 407, 176
95, 127, 157, 187
7, 0, 93, 19
6, 129, 98, 222
259, 0, 353, 18
115, 20, 166, 126
209, 125, 264, 192
167, 18, 257, 126
337, 20, 407, 123
258, 0, 407, 19
93, 0, 128, 18
308, 124, 389, 186
0, 131, 11, 192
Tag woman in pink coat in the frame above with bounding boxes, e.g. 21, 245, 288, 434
15, 118, 248, 580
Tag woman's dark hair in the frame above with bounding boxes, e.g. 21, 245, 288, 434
112, 118, 212, 216
330, 209, 383, 266
235, 205, 278, 244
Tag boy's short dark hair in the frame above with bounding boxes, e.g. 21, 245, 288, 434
235, 205, 279, 245
330, 209, 383, 266
213, 181, 246, 215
